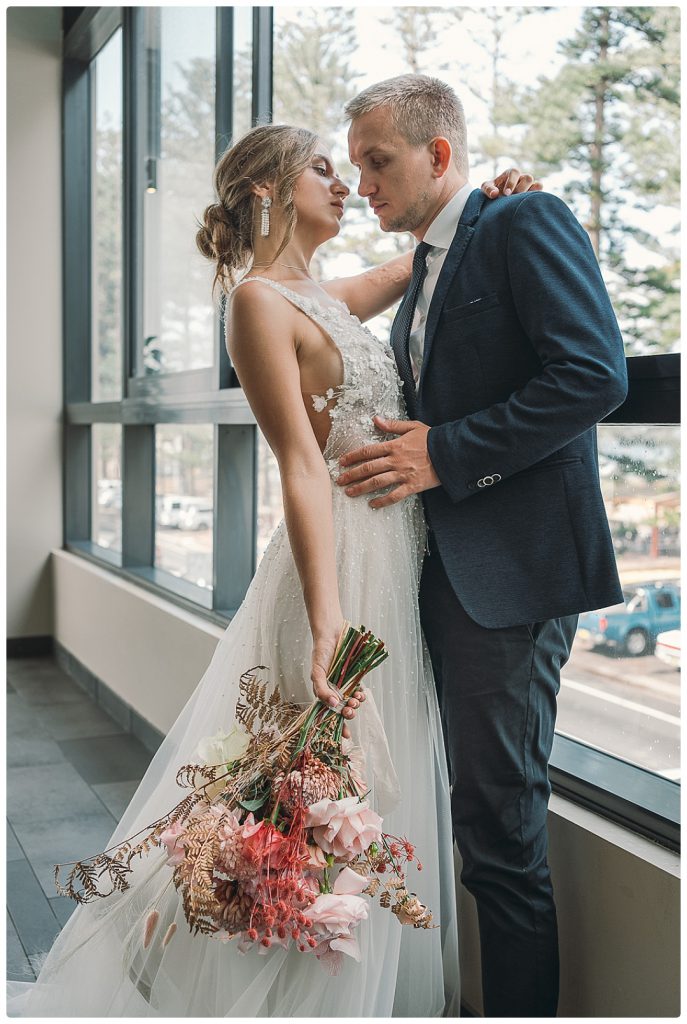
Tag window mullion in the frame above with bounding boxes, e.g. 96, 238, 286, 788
122, 8, 144, 394
215, 6, 234, 393
214, 424, 257, 613
252, 7, 273, 125
122, 424, 155, 569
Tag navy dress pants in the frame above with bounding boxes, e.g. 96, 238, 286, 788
419, 531, 578, 1018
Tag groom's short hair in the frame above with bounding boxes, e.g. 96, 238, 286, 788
344, 74, 468, 174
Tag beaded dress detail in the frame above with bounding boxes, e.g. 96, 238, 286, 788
7, 276, 460, 1018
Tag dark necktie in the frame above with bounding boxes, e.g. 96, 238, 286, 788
390, 241, 431, 417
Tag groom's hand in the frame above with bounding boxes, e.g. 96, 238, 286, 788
481, 167, 544, 198
335, 416, 440, 508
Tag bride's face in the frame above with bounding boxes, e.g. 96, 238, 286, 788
291, 144, 350, 243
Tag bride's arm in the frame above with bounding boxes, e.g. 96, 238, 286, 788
227, 282, 363, 725
323, 252, 412, 324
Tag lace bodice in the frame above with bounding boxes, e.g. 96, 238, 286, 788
225, 276, 408, 476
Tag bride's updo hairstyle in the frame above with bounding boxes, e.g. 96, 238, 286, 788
196, 123, 319, 295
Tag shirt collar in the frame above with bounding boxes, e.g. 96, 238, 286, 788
423, 180, 474, 251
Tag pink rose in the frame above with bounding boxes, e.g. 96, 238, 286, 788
159, 821, 187, 866
307, 870, 369, 937
306, 797, 383, 860
332, 866, 370, 896
306, 844, 329, 869
308, 893, 368, 935
299, 870, 370, 973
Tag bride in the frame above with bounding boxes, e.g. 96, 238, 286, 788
7, 122, 529, 1017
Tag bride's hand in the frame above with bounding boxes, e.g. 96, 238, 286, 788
481, 167, 544, 198
311, 625, 366, 741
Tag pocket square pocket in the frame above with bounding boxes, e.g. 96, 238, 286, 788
442, 292, 501, 322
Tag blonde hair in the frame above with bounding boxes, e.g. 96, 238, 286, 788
344, 74, 468, 175
196, 123, 319, 296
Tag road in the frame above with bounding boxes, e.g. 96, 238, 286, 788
558, 642, 680, 780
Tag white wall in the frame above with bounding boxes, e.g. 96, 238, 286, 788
53, 549, 681, 1017
52, 549, 224, 734
6, 8, 63, 639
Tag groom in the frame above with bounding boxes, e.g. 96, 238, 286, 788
339, 75, 628, 1017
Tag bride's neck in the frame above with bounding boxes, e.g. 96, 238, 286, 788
251, 234, 316, 281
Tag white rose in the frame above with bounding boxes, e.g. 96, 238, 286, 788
195, 726, 250, 767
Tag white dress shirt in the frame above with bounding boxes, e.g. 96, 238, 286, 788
408, 180, 474, 387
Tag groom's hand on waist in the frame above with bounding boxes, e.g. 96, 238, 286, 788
335, 415, 440, 508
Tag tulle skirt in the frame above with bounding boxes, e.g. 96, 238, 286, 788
6, 484, 460, 1016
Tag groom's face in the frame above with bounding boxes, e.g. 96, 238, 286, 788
348, 108, 437, 235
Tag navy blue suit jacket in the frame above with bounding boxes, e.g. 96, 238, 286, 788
393, 187, 628, 629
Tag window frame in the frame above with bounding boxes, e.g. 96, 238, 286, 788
62, 6, 680, 852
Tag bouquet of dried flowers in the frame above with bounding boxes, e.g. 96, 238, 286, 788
54, 622, 434, 974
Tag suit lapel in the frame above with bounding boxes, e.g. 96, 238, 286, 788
418, 187, 487, 395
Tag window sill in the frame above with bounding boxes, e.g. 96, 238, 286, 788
550, 732, 680, 853
548, 791, 680, 877
64, 541, 237, 628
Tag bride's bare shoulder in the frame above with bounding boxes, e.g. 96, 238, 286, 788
225, 279, 297, 353
227, 278, 286, 321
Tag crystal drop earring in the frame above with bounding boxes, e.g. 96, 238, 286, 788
260, 195, 272, 237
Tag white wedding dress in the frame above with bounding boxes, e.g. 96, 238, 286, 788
6, 277, 460, 1017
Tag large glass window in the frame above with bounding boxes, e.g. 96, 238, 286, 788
154, 424, 214, 590
232, 7, 253, 140
91, 27, 123, 401
92, 423, 122, 552
256, 430, 283, 566
561, 425, 680, 780
141, 7, 217, 376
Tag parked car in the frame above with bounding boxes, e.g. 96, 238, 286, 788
654, 629, 681, 670
576, 581, 681, 657
180, 504, 213, 531
98, 478, 121, 509
157, 493, 186, 528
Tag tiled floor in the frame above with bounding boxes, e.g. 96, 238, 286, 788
6, 656, 154, 982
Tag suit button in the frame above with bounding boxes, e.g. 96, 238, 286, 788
492, 473, 502, 482
477, 478, 485, 488
483, 475, 494, 486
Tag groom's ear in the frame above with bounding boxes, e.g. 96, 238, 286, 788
428, 137, 453, 178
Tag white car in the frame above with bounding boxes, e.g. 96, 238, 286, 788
654, 629, 681, 670
180, 504, 213, 531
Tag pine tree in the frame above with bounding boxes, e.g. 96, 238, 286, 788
518, 7, 680, 353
